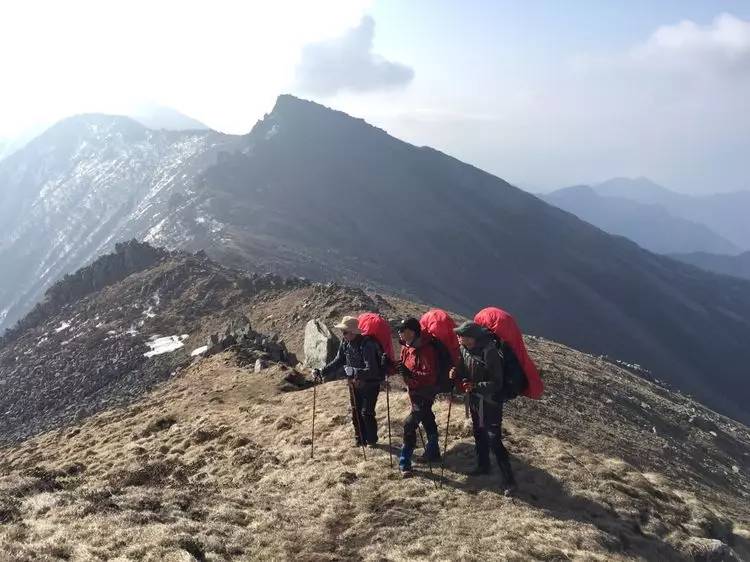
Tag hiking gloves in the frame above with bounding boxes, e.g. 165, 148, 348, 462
397, 362, 413, 380
475, 381, 495, 393
344, 366, 356, 378
312, 369, 323, 383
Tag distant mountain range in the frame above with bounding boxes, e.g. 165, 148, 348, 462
671, 251, 750, 281
1, 95, 749, 422
592, 178, 750, 251
541, 185, 740, 255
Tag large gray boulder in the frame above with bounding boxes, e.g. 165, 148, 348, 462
303, 319, 339, 369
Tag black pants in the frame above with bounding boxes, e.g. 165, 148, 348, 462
403, 393, 438, 448
469, 395, 513, 477
350, 381, 380, 445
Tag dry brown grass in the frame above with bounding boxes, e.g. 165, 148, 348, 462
1, 347, 748, 561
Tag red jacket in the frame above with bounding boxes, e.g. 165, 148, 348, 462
400, 335, 438, 392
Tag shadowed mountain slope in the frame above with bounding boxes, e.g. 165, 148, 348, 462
1, 97, 750, 423
672, 251, 750, 281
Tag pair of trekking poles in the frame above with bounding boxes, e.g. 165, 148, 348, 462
310, 373, 454, 488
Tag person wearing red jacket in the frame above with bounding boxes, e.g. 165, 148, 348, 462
397, 318, 441, 477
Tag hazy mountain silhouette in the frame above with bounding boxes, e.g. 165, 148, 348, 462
671, 251, 750, 281
542, 185, 739, 255
129, 104, 209, 131
1, 95, 749, 422
590, 178, 750, 251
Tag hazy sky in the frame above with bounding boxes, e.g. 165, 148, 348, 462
2, 0, 750, 194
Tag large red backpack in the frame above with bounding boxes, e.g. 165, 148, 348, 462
474, 307, 544, 400
358, 312, 395, 376
420, 309, 460, 393
420, 309, 460, 364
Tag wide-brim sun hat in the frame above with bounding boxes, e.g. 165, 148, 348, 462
334, 316, 361, 333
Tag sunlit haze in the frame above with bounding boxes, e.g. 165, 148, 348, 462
2, 0, 750, 193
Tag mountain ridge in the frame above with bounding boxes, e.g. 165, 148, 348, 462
587, 177, 750, 250
1, 95, 750, 424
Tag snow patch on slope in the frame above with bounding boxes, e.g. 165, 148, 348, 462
144, 335, 189, 358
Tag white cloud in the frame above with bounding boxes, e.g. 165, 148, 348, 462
0, 0, 373, 136
633, 13, 750, 75
294, 16, 414, 95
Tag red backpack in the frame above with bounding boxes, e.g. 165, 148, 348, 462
474, 307, 544, 400
358, 312, 395, 376
420, 309, 460, 393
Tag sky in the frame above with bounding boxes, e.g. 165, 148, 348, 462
2, 0, 750, 194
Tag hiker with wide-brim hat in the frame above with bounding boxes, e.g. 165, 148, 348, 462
451, 321, 517, 494
314, 316, 384, 447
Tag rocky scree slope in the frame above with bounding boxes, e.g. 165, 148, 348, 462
0, 247, 749, 560
0, 242, 307, 444
3, 97, 750, 425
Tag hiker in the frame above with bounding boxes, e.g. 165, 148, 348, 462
451, 321, 517, 493
313, 316, 384, 447
396, 318, 441, 477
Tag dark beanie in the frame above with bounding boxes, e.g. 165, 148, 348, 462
398, 317, 422, 335
454, 321, 486, 339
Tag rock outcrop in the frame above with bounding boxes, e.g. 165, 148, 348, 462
303, 319, 339, 370
2, 240, 168, 344
204, 314, 292, 366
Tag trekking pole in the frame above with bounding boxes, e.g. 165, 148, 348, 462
385, 376, 393, 468
310, 381, 317, 459
440, 391, 453, 488
348, 379, 367, 460
418, 427, 437, 487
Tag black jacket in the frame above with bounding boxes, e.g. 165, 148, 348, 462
456, 338, 504, 399
321, 335, 384, 383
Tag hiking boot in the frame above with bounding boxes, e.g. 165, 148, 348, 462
497, 458, 517, 494
400, 466, 414, 479
420, 449, 442, 463
367, 440, 379, 449
420, 432, 441, 462
399, 444, 414, 475
469, 464, 491, 476
502, 481, 518, 497
353, 440, 364, 448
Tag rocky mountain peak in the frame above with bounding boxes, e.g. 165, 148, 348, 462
250, 94, 383, 142
35, 113, 149, 146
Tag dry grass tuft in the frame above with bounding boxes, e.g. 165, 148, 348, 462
0, 345, 748, 561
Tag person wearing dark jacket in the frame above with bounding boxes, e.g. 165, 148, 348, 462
314, 316, 384, 447
451, 321, 517, 493
397, 318, 441, 477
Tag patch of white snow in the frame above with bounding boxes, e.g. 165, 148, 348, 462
191, 345, 209, 357
265, 123, 279, 139
144, 334, 189, 358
